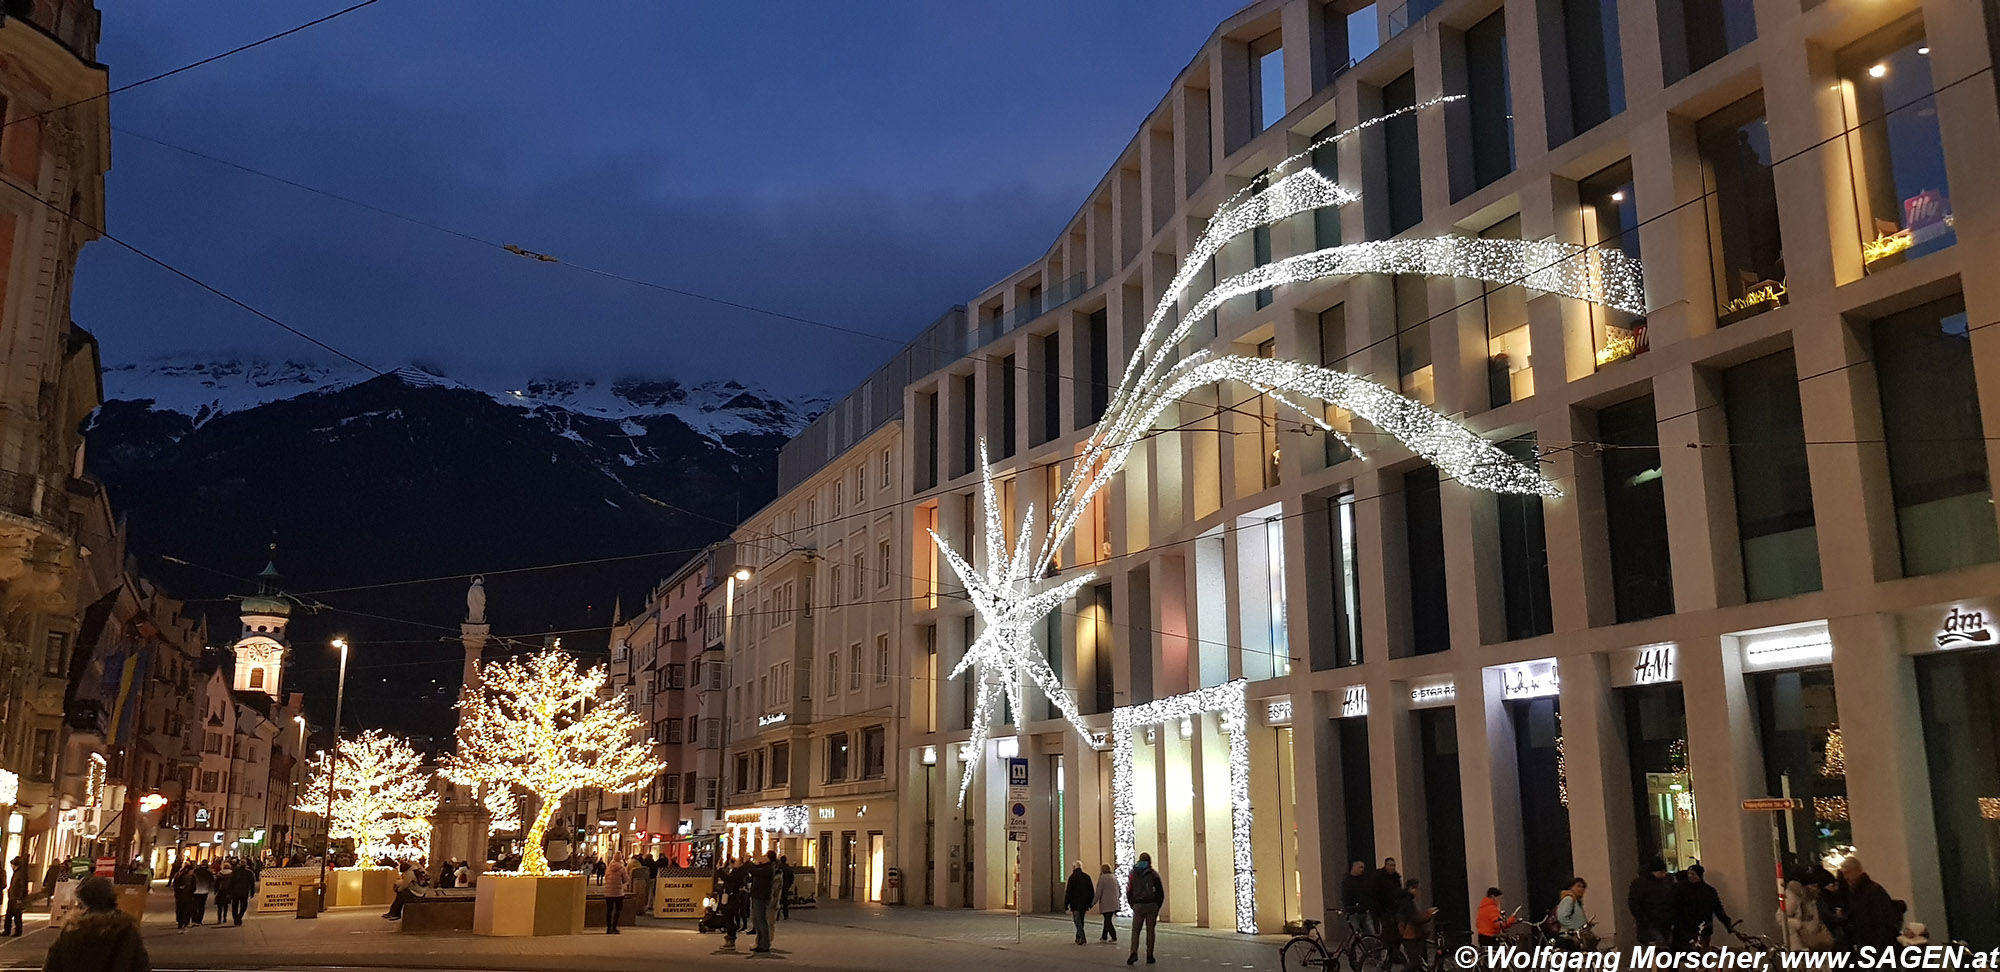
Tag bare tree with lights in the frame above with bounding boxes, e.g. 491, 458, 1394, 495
439, 647, 662, 875
295, 729, 435, 861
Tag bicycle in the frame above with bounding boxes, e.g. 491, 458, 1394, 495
1281, 910, 1390, 972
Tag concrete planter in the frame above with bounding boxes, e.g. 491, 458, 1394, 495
472, 872, 586, 937
332, 867, 397, 908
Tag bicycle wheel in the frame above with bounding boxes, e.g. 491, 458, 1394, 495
1347, 934, 1390, 972
1281, 937, 1332, 972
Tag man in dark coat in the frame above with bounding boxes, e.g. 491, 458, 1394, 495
229, 862, 256, 924
1627, 859, 1676, 945
1839, 857, 1903, 951
4, 855, 29, 937
747, 852, 778, 953
42, 876, 150, 972
777, 855, 795, 919
1065, 862, 1097, 945
1673, 863, 1733, 946
1340, 861, 1376, 933
1372, 858, 1403, 933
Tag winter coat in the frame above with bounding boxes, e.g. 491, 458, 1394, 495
746, 860, 777, 899
1127, 866, 1165, 908
1065, 869, 1096, 912
1476, 896, 1506, 937
1342, 872, 1375, 915
171, 869, 196, 901
1555, 892, 1588, 932
1627, 874, 1676, 936
603, 862, 629, 897
1674, 880, 1731, 938
1844, 875, 1902, 950
1095, 873, 1121, 915
8, 864, 30, 899
1372, 871, 1403, 915
192, 869, 212, 895
230, 866, 256, 898
42, 908, 151, 972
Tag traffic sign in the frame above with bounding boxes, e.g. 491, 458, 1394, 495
1006, 801, 1029, 841
1741, 798, 1804, 811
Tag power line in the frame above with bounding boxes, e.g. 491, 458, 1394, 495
7, 0, 388, 131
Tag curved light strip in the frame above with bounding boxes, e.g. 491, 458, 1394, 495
1111, 679, 1254, 933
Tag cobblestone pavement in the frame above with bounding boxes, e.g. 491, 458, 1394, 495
0, 890, 1290, 972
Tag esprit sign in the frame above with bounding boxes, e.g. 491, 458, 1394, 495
1938, 607, 1995, 650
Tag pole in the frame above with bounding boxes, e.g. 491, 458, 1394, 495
312, 639, 348, 916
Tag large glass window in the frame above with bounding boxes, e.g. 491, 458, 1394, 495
1348, 7, 1382, 64
1324, 493, 1364, 669
1600, 395, 1675, 622
1623, 684, 1700, 871
1482, 216, 1532, 407
1337, 717, 1375, 864
1875, 296, 2000, 575
1700, 95, 1786, 325
1580, 160, 1646, 367
1383, 72, 1423, 236
1319, 305, 1356, 468
1311, 122, 1342, 250
1464, 11, 1515, 193
1750, 668, 1846, 874
1916, 649, 2000, 948
999, 353, 1018, 458
1725, 350, 1821, 600
1659, 0, 1756, 84
1547, 0, 1625, 145
1252, 33, 1285, 132
1511, 697, 1571, 916
1418, 708, 1470, 929
1839, 18, 1954, 270
1405, 467, 1450, 656
1395, 275, 1434, 406
1497, 436, 1554, 640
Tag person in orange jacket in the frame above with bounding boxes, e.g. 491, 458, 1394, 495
1476, 887, 1519, 947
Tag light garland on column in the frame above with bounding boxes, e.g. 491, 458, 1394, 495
1109, 679, 1255, 934
936, 91, 1651, 803
439, 646, 664, 875
295, 729, 436, 861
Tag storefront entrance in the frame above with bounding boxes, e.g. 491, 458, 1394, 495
1509, 697, 1571, 916
1622, 684, 1700, 871
1916, 648, 2000, 947
1417, 708, 1468, 930
1750, 667, 1848, 873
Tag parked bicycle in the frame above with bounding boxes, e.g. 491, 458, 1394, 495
1281, 909, 1389, 972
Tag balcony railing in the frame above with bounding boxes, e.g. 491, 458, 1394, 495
0, 469, 77, 537
964, 273, 1090, 352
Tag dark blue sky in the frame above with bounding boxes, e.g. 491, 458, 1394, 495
77, 1, 1232, 395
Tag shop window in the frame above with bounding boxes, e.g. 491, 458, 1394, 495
1482, 216, 1533, 406
1916, 650, 2000, 947
1337, 718, 1375, 864
1874, 295, 2000, 575
1464, 11, 1515, 193
1750, 668, 1846, 872
1395, 275, 1434, 405
1623, 683, 1700, 871
1383, 72, 1423, 236
1511, 697, 1571, 916
1417, 708, 1470, 930
1659, 0, 1756, 85
1311, 122, 1342, 250
1405, 468, 1450, 656
1839, 19, 1954, 270
1724, 350, 1821, 600
1579, 160, 1646, 367
1497, 436, 1554, 640
1543, 0, 1625, 146
1600, 395, 1675, 622
1699, 94, 1786, 325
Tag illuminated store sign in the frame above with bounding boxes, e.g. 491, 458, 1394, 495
758, 713, 788, 727
1739, 623, 1833, 671
1408, 679, 1456, 708
1339, 685, 1369, 718
1938, 607, 1995, 650
1499, 660, 1560, 700
1614, 643, 1677, 687
1265, 700, 1293, 725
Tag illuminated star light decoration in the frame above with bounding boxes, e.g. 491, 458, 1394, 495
439, 647, 663, 876
295, 729, 436, 861
939, 95, 1648, 802
1110, 679, 1254, 933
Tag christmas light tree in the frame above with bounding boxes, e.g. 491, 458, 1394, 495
439, 647, 662, 875
295, 729, 436, 861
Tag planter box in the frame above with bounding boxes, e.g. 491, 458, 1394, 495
332, 867, 397, 908
473, 873, 586, 937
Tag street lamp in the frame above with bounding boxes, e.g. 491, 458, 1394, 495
308, 637, 350, 918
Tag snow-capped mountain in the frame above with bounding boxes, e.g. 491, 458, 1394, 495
100, 356, 831, 442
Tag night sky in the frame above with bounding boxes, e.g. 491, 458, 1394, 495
78, 0, 1233, 395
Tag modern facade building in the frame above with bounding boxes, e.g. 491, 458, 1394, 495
886, 0, 2000, 946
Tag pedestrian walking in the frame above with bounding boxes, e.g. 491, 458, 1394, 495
1372, 858, 1403, 934
748, 850, 778, 953
212, 861, 233, 925
1673, 863, 1732, 947
40, 876, 149, 972
778, 855, 794, 919
230, 859, 255, 925
190, 863, 212, 927
4, 855, 29, 936
1390, 879, 1436, 970
1626, 859, 1675, 946
172, 865, 198, 932
1065, 861, 1096, 945
603, 857, 629, 934
1838, 857, 1903, 952
1342, 861, 1377, 934
1125, 852, 1165, 965
1095, 864, 1121, 942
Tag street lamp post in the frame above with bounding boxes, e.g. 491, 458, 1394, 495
308, 637, 349, 918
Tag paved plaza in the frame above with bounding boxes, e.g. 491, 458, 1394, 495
0, 890, 1287, 972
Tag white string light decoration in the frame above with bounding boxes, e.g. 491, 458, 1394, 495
295, 729, 436, 862
439, 647, 664, 875
940, 95, 1647, 803
1110, 680, 1254, 933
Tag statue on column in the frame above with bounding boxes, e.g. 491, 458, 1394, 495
466, 575, 486, 625
437, 575, 494, 880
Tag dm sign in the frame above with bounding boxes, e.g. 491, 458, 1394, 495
1938, 606, 1995, 650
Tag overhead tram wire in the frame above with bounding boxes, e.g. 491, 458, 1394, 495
5, 0, 389, 132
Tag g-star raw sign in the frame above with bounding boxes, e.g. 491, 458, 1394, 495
1937, 607, 1995, 649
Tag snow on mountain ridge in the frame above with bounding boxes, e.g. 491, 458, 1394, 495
101, 356, 829, 441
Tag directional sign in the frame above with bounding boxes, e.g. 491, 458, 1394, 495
1006, 801, 1029, 842
1741, 798, 1804, 811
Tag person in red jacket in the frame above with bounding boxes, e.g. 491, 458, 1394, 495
1476, 887, 1518, 946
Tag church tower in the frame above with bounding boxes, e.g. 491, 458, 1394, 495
233, 556, 291, 699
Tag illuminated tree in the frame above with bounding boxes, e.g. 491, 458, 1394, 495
295, 729, 435, 860
439, 647, 662, 875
